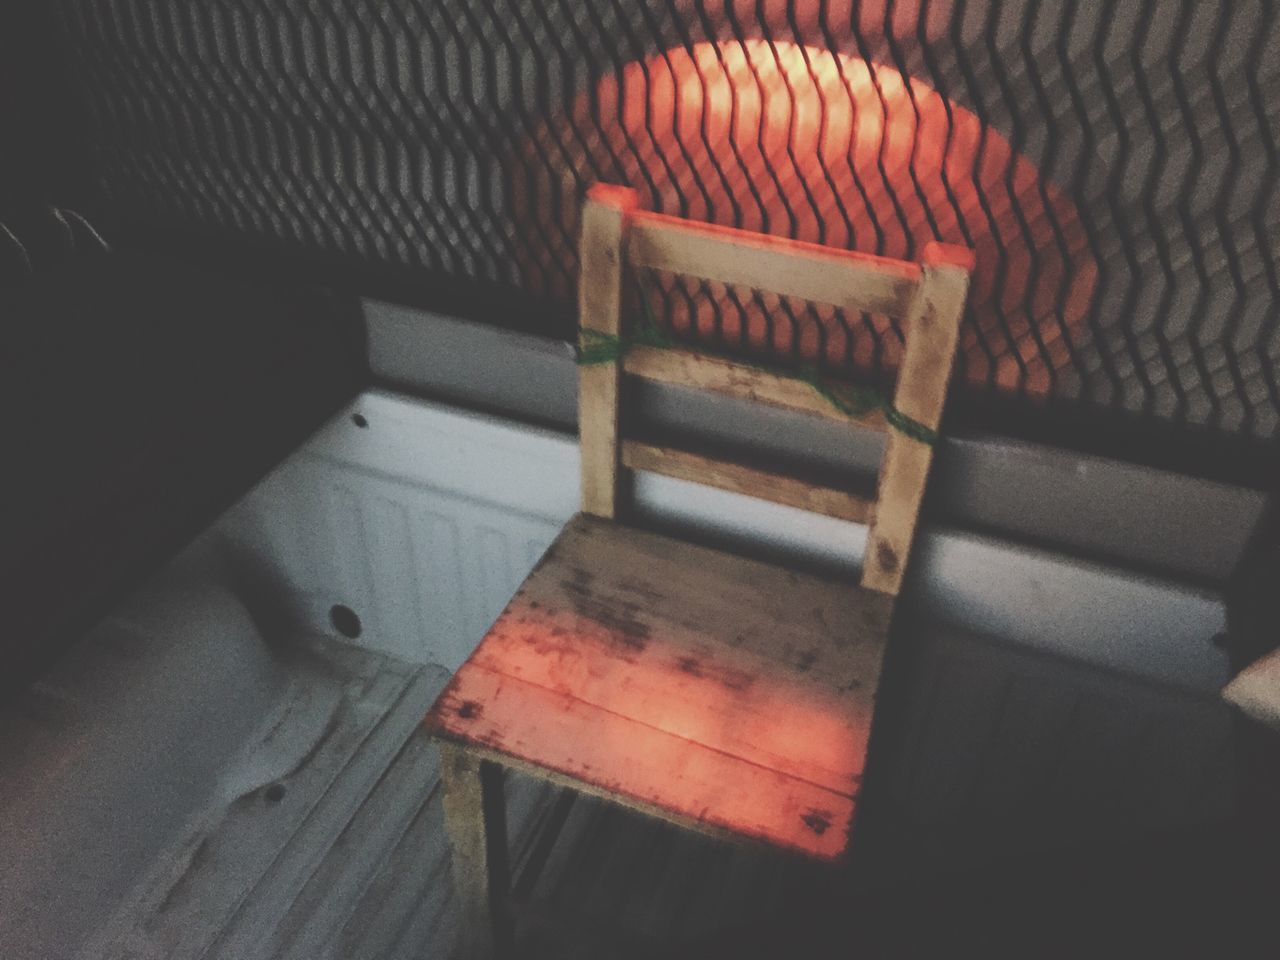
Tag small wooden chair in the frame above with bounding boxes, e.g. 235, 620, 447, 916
424, 184, 974, 957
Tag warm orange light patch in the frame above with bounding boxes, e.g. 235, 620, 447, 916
428, 659, 858, 859
474, 612, 870, 794
513, 40, 1096, 395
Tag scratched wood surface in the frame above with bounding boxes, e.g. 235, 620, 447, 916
424, 514, 893, 860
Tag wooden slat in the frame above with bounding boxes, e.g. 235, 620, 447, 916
861, 242, 974, 596
427, 664, 857, 861
423, 515, 890, 862
525, 515, 891, 701
621, 439, 874, 524
622, 345, 888, 431
628, 210, 921, 318
467, 581, 874, 795
577, 184, 639, 519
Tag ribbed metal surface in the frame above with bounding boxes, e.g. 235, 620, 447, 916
47, 1, 1280, 468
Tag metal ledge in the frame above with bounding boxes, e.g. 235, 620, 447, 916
364, 299, 1267, 587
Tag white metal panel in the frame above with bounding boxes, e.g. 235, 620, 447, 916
221, 390, 1229, 690
218, 460, 563, 669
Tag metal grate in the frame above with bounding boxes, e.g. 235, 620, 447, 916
47, 0, 1280, 477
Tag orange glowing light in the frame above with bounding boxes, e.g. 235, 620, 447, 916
512, 40, 1096, 394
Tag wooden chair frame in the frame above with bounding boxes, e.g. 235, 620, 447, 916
429, 183, 974, 958
578, 182, 974, 596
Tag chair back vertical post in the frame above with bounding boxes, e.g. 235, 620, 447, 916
860, 242, 974, 596
577, 184, 640, 518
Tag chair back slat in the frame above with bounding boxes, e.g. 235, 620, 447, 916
628, 210, 921, 318
578, 184, 974, 598
620, 440, 876, 523
622, 346, 888, 431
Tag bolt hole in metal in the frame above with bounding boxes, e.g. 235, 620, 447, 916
330, 604, 362, 639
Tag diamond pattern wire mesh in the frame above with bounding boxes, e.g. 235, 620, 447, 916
48, 0, 1280, 467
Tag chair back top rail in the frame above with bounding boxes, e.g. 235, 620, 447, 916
577, 183, 974, 598
627, 208, 922, 319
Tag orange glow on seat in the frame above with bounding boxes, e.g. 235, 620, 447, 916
473, 609, 872, 794
513, 40, 1095, 395
423, 514, 886, 859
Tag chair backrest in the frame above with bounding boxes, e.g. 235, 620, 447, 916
577, 183, 974, 598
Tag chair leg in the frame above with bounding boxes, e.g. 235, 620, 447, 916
440, 743, 511, 960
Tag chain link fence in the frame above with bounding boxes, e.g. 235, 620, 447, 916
47, 0, 1280, 477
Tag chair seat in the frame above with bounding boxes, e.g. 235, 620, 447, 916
424, 514, 893, 861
